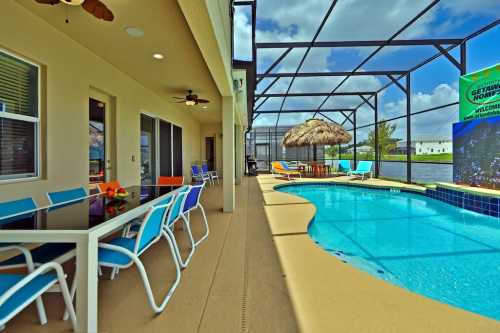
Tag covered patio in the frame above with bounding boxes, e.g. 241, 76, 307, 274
1, 180, 298, 333
0, 0, 499, 332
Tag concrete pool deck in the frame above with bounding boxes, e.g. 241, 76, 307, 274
259, 174, 500, 332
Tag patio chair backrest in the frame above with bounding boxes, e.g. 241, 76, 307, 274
157, 176, 184, 186
0, 198, 37, 220
280, 161, 291, 170
166, 189, 189, 227
47, 187, 87, 206
97, 180, 121, 193
201, 164, 209, 174
135, 198, 173, 253
356, 161, 373, 172
191, 165, 201, 176
338, 160, 351, 172
182, 183, 205, 213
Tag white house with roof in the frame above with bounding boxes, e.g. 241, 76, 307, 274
395, 137, 452, 155
415, 137, 452, 155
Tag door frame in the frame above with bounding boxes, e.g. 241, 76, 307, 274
205, 136, 216, 171
89, 88, 116, 182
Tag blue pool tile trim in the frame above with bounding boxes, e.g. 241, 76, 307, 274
425, 186, 499, 217
275, 182, 499, 218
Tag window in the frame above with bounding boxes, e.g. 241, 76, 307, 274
0, 50, 39, 181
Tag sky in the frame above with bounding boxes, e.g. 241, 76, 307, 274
233, 0, 500, 142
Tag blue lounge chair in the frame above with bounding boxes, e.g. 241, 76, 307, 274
0, 245, 76, 331
191, 165, 210, 184
338, 160, 352, 174
182, 183, 209, 246
348, 161, 373, 180
47, 187, 87, 207
98, 196, 180, 313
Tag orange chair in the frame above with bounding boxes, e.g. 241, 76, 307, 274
97, 180, 121, 193
157, 176, 184, 186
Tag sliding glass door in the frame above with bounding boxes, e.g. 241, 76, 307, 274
159, 120, 172, 177
140, 114, 182, 184
172, 125, 183, 176
140, 114, 156, 185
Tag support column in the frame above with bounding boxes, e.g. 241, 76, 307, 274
223, 96, 235, 212
235, 126, 244, 185
374, 94, 379, 178
353, 110, 357, 168
406, 74, 412, 184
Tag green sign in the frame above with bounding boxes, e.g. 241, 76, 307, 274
459, 63, 500, 121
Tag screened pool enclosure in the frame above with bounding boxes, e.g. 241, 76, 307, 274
231, 0, 500, 184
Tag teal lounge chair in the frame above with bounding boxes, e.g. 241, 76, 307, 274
348, 161, 373, 180
338, 160, 352, 174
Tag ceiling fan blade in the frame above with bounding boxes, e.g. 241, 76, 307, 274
35, 0, 61, 4
174, 101, 186, 103
82, 0, 114, 21
172, 97, 185, 99
197, 99, 210, 104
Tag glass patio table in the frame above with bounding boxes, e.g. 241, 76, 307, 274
0, 185, 181, 333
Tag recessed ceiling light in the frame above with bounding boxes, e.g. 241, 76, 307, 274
202, 106, 208, 109
152, 53, 164, 60
124, 27, 144, 38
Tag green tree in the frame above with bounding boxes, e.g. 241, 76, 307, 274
367, 122, 398, 169
324, 145, 339, 158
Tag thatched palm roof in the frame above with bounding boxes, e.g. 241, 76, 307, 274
282, 119, 352, 147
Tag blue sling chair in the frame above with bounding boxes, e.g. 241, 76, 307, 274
201, 163, 219, 185
338, 160, 352, 174
191, 165, 210, 184
0, 195, 77, 273
123, 187, 195, 269
162, 188, 196, 268
97, 196, 181, 313
182, 182, 209, 247
0, 244, 76, 331
47, 187, 88, 207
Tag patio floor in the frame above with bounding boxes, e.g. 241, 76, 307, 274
3, 178, 298, 333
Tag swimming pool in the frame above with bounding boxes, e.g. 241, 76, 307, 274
277, 183, 500, 321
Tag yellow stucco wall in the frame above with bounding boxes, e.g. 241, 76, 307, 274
0, 1, 201, 206
200, 124, 223, 175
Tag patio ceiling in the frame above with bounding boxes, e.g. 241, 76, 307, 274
16, 0, 222, 123
238, 0, 500, 128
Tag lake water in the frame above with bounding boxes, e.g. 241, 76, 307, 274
380, 162, 453, 183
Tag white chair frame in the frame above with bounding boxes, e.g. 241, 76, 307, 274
0, 246, 76, 331
97, 201, 181, 314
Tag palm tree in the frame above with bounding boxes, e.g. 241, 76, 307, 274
367, 122, 398, 169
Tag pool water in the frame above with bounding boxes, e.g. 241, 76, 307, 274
278, 183, 500, 321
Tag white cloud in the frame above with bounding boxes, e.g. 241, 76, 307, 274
380, 84, 459, 139
233, 7, 252, 60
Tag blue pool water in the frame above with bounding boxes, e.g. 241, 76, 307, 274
277, 183, 500, 321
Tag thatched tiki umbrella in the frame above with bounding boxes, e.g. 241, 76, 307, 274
282, 119, 352, 161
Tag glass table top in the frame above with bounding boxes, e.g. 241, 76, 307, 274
0, 186, 180, 232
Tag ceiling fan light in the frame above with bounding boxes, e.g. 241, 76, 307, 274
185, 100, 196, 106
60, 0, 85, 6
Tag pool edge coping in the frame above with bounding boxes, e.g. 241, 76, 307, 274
258, 175, 500, 333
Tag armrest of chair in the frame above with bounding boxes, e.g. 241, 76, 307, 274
0, 261, 63, 307
0, 244, 36, 272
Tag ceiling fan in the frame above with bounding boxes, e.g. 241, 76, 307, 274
34, 0, 114, 22
172, 90, 210, 106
